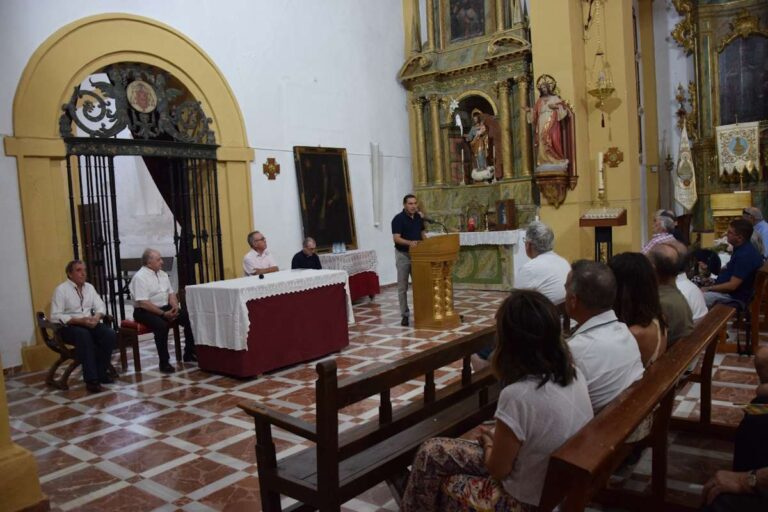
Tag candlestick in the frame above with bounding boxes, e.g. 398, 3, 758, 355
597, 152, 605, 190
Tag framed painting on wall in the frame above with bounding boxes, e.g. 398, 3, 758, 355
293, 146, 357, 253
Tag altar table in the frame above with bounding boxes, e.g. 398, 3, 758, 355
186, 269, 353, 377
318, 249, 380, 301
446, 230, 528, 291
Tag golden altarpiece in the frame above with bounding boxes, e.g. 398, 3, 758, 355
398, 0, 535, 290
672, 0, 768, 236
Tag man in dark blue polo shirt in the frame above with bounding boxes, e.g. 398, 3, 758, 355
291, 237, 322, 270
703, 219, 764, 310
391, 194, 426, 326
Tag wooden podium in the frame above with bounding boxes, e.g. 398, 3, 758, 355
410, 234, 461, 329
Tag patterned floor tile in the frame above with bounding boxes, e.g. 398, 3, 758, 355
6, 287, 764, 511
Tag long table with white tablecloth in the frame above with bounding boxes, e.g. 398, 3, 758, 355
186, 269, 353, 377
318, 249, 380, 301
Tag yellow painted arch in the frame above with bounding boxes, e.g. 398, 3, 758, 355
4, 13, 254, 370
13, 13, 249, 147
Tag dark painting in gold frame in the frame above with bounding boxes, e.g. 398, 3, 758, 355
293, 146, 357, 253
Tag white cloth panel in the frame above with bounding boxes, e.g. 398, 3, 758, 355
319, 249, 378, 276
186, 269, 354, 351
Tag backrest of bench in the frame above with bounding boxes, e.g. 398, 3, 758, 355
538, 304, 734, 512
312, 326, 497, 471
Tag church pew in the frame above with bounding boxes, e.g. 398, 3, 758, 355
537, 304, 735, 512
239, 325, 499, 512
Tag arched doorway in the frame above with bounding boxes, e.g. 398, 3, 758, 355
60, 63, 225, 325
4, 13, 254, 370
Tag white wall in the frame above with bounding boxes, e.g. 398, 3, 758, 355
0, 0, 412, 368
652, 0, 695, 214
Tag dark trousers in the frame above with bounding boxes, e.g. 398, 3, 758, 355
703, 396, 768, 511
60, 323, 116, 383
133, 305, 195, 365
702, 491, 768, 512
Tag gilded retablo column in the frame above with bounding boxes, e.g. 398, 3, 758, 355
498, 80, 514, 180
495, 0, 505, 32
429, 95, 444, 185
425, 0, 436, 50
411, 97, 428, 186
517, 75, 532, 177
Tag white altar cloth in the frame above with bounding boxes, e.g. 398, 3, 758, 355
186, 269, 354, 351
318, 249, 378, 276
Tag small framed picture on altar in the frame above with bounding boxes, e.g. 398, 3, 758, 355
493, 199, 517, 231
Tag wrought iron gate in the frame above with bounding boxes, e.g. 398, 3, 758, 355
60, 64, 223, 325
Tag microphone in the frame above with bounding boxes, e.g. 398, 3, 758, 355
423, 216, 448, 233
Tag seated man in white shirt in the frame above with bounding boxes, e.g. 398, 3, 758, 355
515, 221, 571, 305
243, 230, 279, 277
671, 241, 708, 321
565, 260, 644, 413
130, 248, 196, 373
51, 260, 116, 393
473, 220, 571, 367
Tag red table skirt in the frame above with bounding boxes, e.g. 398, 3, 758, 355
349, 271, 380, 302
197, 283, 349, 378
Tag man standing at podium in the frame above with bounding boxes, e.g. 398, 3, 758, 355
392, 194, 426, 326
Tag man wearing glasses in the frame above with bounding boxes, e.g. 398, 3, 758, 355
702, 219, 764, 310
243, 231, 279, 276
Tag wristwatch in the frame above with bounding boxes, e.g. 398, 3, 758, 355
747, 469, 758, 491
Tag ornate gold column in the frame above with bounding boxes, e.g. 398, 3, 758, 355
411, 96, 428, 186
495, 0, 505, 32
410, 0, 422, 53
516, 75, 532, 176
425, 0, 436, 50
428, 94, 444, 185
497, 80, 514, 180
0, 356, 46, 511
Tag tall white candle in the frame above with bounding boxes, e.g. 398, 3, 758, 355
597, 152, 605, 191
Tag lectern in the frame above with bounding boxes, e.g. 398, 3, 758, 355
410, 234, 461, 329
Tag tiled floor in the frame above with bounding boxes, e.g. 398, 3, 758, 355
6, 287, 763, 511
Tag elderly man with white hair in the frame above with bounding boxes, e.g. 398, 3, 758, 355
130, 248, 196, 373
515, 221, 571, 305
641, 210, 676, 254
743, 207, 768, 259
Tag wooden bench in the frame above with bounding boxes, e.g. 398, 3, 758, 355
240, 325, 499, 512
537, 304, 735, 512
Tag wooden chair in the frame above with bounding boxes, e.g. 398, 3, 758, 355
118, 319, 181, 373
36, 312, 117, 390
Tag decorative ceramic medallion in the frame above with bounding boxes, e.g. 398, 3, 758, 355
126, 80, 158, 113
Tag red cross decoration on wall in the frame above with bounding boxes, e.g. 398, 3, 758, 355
262, 157, 280, 180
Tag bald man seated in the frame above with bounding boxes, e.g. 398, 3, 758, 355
648, 242, 693, 346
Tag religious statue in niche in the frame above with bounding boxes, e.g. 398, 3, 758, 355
466, 109, 496, 182
526, 74, 578, 208
451, 97, 502, 184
